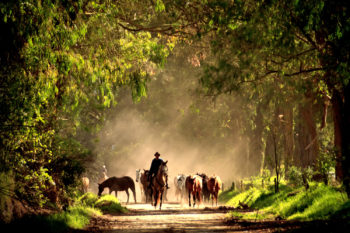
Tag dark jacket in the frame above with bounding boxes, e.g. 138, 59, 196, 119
149, 158, 164, 176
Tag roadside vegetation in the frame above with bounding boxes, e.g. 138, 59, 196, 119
1, 193, 124, 233
220, 176, 350, 221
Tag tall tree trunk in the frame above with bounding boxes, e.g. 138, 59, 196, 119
342, 84, 350, 197
295, 97, 319, 168
264, 130, 275, 172
282, 105, 294, 174
249, 102, 265, 175
332, 84, 350, 197
332, 89, 343, 181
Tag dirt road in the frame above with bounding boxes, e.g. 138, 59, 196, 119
83, 202, 349, 233
86, 202, 235, 233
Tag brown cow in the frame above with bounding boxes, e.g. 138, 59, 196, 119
185, 175, 202, 207
207, 175, 222, 206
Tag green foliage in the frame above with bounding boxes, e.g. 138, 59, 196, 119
0, 0, 173, 212
222, 182, 349, 220
76, 193, 126, 214
1, 205, 101, 233
60, 205, 101, 229
228, 210, 273, 220
95, 194, 127, 214
76, 192, 99, 207
219, 188, 239, 203
287, 166, 303, 187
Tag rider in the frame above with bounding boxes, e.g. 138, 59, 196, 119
148, 152, 169, 189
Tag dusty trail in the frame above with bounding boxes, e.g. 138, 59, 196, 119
86, 202, 234, 233
82, 202, 349, 233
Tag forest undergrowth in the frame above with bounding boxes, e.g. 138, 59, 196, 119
219, 178, 350, 221
1, 193, 124, 233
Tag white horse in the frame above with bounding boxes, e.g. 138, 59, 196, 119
136, 169, 145, 200
174, 174, 187, 204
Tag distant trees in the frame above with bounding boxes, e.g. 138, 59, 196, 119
189, 0, 350, 195
141, 1, 350, 195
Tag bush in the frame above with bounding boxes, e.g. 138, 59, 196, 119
0, 205, 101, 233
76, 192, 99, 207
287, 166, 303, 187
95, 194, 127, 214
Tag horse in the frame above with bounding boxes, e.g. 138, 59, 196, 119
98, 176, 136, 203
207, 175, 222, 206
197, 173, 210, 203
82, 177, 89, 193
151, 160, 168, 210
98, 171, 109, 194
185, 175, 202, 207
174, 174, 187, 203
136, 169, 152, 202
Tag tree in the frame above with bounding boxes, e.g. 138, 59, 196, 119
0, 0, 174, 216
163, 0, 350, 195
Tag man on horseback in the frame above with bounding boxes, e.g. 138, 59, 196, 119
148, 152, 169, 189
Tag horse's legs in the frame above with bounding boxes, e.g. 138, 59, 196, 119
188, 190, 191, 207
159, 191, 163, 210
197, 192, 202, 207
153, 189, 157, 207
125, 189, 130, 204
193, 192, 196, 207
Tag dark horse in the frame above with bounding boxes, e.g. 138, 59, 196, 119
151, 160, 168, 210
98, 176, 136, 203
197, 173, 210, 203
136, 169, 152, 203
185, 175, 202, 207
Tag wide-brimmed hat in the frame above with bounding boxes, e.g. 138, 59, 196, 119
154, 152, 160, 156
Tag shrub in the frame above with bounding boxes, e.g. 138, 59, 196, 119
95, 194, 127, 214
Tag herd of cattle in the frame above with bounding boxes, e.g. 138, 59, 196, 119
136, 169, 222, 207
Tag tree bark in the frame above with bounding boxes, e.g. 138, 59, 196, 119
295, 96, 319, 168
331, 89, 343, 181
282, 105, 294, 174
343, 84, 350, 197
249, 102, 265, 175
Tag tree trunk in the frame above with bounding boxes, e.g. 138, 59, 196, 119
342, 84, 350, 197
249, 102, 265, 175
295, 97, 319, 168
332, 84, 350, 197
331, 89, 343, 181
282, 105, 294, 174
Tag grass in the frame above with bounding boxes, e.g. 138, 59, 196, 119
95, 194, 128, 214
220, 182, 349, 221
2, 192, 126, 233
1, 205, 102, 233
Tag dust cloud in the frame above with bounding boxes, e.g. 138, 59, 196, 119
93, 59, 248, 202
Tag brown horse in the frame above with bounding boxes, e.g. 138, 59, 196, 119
197, 173, 210, 203
82, 177, 89, 193
185, 175, 202, 207
136, 169, 152, 202
151, 160, 168, 210
207, 175, 222, 206
98, 176, 136, 203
